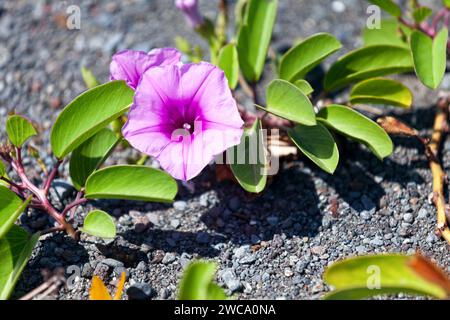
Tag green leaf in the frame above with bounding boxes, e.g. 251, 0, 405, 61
288, 123, 339, 174
368, 0, 401, 17
317, 105, 393, 159
81, 66, 99, 89
6, 115, 37, 148
261, 79, 316, 125
363, 19, 410, 48
413, 7, 433, 23
80, 210, 116, 239
410, 28, 448, 89
0, 187, 32, 239
178, 261, 227, 300
0, 226, 39, 300
85, 165, 178, 202
324, 254, 448, 300
324, 45, 414, 92
350, 78, 412, 108
218, 44, 239, 89
0, 161, 5, 177
228, 119, 267, 193
294, 80, 314, 96
70, 128, 119, 190
237, 0, 278, 82
279, 33, 342, 82
444, 0, 450, 9
50, 80, 134, 159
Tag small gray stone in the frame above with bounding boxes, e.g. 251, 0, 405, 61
173, 201, 187, 211
170, 219, 181, 229
403, 213, 414, 223
136, 261, 148, 272
221, 269, 242, 293
127, 283, 155, 300
162, 253, 176, 264
102, 258, 124, 268
360, 210, 371, 220
240, 254, 256, 265
369, 238, 384, 247
417, 208, 428, 219
234, 245, 249, 258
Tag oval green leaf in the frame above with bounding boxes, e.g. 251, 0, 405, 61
80, 210, 116, 239
410, 28, 448, 89
350, 78, 413, 108
368, 0, 401, 17
218, 43, 239, 89
413, 7, 433, 23
237, 0, 278, 83
288, 123, 339, 174
0, 187, 32, 239
279, 33, 342, 82
178, 261, 227, 300
70, 128, 119, 190
50, 80, 134, 159
324, 45, 413, 92
317, 104, 393, 159
0, 226, 40, 300
6, 115, 37, 148
294, 80, 314, 96
228, 119, 267, 193
261, 79, 316, 125
363, 19, 410, 48
324, 254, 448, 300
85, 165, 178, 202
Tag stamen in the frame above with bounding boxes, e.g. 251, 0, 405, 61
183, 123, 191, 131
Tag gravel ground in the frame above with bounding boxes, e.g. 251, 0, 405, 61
0, 0, 449, 300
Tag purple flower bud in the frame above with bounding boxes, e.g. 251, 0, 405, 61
175, 0, 204, 28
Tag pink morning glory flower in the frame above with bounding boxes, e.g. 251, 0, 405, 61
110, 48, 181, 89
122, 62, 244, 181
175, 0, 204, 28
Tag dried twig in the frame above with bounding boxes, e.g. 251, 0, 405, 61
378, 97, 450, 244
427, 97, 450, 243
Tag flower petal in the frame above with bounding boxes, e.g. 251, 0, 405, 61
180, 62, 244, 130
122, 65, 182, 157
110, 48, 181, 89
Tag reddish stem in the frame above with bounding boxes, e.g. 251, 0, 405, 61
62, 197, 87, 218
43, 159, 62, 195
12, 147, 77, 239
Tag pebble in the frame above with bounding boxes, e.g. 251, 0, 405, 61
240, 254, 257, 265
221, 269, 242, 293
417, 208, 428, 219
127, 283, 155, 300
101, 258, 124, 268
170, 219, 181, 229
173, 201, 187, 211
403, 213, 414, 223
369, 238, 384, 247
162, 253, 176, 264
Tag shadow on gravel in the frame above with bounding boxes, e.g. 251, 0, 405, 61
15, 234, 89, 298
121, 229, 226, 257
200, 169, 323, 246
